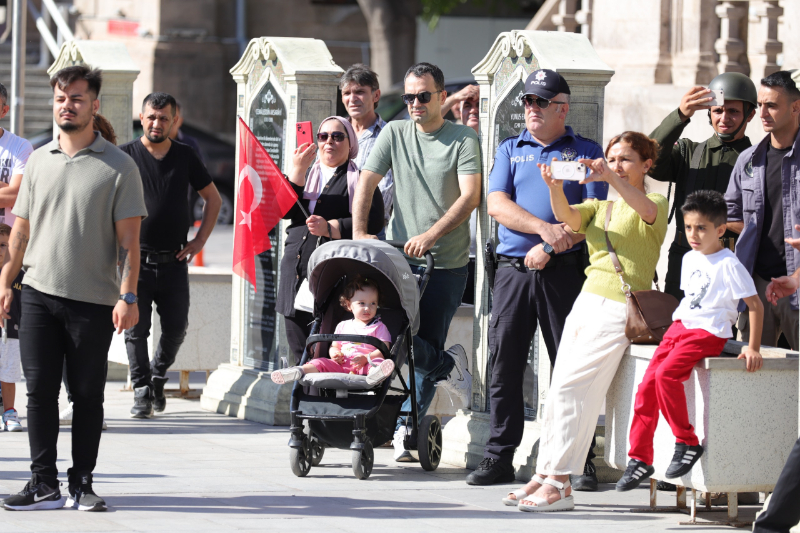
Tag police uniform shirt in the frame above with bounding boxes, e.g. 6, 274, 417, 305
488, 126, 607, 258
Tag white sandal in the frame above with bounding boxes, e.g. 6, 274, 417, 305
271, 367, 303, 385
518, 478, 574, 512
502, 475, 545, 506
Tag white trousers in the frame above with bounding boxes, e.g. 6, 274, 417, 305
536, 292, 630, 475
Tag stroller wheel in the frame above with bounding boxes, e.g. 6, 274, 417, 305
418, 415, 442, 472
290, 443, 312, 477
352, 440, 374, 480
310, 438, 325, 466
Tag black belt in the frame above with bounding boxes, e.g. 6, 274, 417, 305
142, 250, 180, 264
497, 251, 580, 272
674, 231, 735, 252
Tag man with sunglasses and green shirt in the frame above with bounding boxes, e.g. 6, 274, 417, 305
352, 62, 481, 463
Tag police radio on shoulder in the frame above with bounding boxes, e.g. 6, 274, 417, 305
551, 161, 586, 181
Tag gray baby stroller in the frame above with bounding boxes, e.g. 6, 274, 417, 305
287, 239, 439, 479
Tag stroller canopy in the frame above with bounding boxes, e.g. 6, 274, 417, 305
307, 240, 421, 335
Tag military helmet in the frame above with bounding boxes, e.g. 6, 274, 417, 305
708, 72, 758, 107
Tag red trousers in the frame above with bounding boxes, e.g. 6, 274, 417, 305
628, 321, 727, 465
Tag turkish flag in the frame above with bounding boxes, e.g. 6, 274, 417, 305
233, 117, 298, 289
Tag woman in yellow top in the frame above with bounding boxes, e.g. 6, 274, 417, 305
506, 131, 669, 512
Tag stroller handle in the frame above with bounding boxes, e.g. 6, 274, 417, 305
385, 240, 434, 296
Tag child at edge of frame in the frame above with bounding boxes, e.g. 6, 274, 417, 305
0, 223, 25, 432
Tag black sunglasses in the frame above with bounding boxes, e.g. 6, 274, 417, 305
317, 131, 347, 143
401, 90, 442, 105
523, 95, 566, 109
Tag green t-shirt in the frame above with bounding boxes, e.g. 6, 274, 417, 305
575, 194, 669, 304
362, 120, 481, 269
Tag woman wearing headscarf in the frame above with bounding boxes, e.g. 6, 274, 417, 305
276, 116, 385, 361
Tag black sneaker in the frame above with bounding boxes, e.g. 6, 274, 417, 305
152, 376, 169, 413
571, 459, 599, 491
67, 474, 106, 512
1, 478, 64, 511
665, 443, 704, 479
130, 385, 154, 419
616, 459, 655, 491
465, 458, 515, 486
657, 480, 677, 491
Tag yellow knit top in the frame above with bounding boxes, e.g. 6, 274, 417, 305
574, 194, 668, 304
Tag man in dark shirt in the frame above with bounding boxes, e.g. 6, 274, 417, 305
725, 70, 800, 350
650, 72, 757, 300
121, 92, 222, 418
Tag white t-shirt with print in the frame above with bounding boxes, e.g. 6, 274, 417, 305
673, 248, 757, 338
0, 129, 33, 227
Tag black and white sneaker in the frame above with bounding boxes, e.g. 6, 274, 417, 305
616, 459, 655, 492
665, 443, 704, 479
67, 474, 107, 512
130, 385, 154, 419
1, 478, 65, 511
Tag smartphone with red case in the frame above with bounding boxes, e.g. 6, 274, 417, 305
296, 121, 313, 147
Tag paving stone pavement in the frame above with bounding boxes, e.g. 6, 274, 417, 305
0, 379, 760, 532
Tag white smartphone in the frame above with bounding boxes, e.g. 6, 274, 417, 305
551, 161, 586, 181
707, 88, 724, 107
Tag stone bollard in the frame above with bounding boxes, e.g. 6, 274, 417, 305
201, 38, 342, 425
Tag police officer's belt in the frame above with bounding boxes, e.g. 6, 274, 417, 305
142, 250, 180, 264
674, 231, 735, 252
497, 252, 581, 272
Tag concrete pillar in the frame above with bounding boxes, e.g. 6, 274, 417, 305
714, 1, 750, 75
47, 41, 140, 145
441, 30, 614, 480
669, 0, 718, 86
201, 38, 342, 425
747, 0, 782, 80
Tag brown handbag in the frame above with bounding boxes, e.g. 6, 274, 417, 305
604, 202, 679, 344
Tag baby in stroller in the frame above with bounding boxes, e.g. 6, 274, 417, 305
271, 275, 395, 387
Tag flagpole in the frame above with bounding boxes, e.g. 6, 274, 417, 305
295, 199, 310, 219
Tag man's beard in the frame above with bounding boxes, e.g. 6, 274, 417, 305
58, 117, 89, 133
144, 131, 168, 144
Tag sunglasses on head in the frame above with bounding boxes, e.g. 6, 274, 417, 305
317, 131, 347, 143
401, 90, 442, 105
523, 95, 566, 109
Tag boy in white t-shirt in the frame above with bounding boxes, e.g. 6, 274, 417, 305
0, 83, 34, 227
616, 190, 764, 491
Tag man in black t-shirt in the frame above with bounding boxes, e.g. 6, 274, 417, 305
725, 70, 800, 350
120, 92, 222, 418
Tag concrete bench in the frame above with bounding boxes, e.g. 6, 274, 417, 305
604, 341, 798, 524
108, 267, 232, 396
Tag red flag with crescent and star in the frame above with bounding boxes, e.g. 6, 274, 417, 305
233, 117, 299, 289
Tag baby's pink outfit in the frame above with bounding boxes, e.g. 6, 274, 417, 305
308, 318, 391, 375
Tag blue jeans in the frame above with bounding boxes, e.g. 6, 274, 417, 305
398, 265, 468, 429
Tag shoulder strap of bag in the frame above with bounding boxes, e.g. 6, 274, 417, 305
604, 202, 632, 296
604, 201, 660, 294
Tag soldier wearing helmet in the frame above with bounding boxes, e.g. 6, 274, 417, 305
650, 72, 757, 300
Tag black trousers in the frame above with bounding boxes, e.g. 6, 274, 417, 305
753, 436, 800, 533
125, 260, 190, 389
20, 286, 114, 483
283, 310, 314, 364
664, 242, 689, 302
485, 255, 588, 463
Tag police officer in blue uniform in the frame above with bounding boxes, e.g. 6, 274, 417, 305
466, 69, 608, 489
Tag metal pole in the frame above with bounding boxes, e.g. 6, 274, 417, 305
10, 0, 27, 137
235, 0, 247, 56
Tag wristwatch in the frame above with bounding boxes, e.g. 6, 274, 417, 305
119, 292, 138, 305
542, 242, 557, 257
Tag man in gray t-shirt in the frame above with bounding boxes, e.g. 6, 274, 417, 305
353, 62, 481, 463
0, 66, 147, 513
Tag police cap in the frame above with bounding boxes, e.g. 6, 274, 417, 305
524, 69, 571, 100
